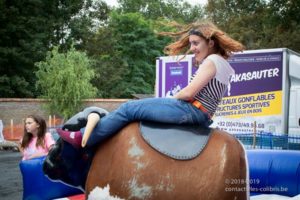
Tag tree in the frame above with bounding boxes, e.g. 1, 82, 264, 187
117, 0, 205, 23
205, 0, 269, 50
85, 27, 129, 98
205, 0, 300, 52
261, 0, 300, 52
86, 12, 169, 98
0, 0, 108, 97
35, 46, 97, 119
0, 0, 53, 97
62, 0, 111, 51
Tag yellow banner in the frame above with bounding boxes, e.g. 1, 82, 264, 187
214, 91, 282, 118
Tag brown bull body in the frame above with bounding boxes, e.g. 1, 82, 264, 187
86, 122, 248, 200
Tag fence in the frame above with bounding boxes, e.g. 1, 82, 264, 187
233, 132, 300, 150
2, 115, 63, 141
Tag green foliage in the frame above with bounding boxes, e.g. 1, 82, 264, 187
1, 0, 300, 99
112, 13, 165, 96
35, 46, 97, 119
0, 0, 105, 97
86, 12, 167, 98
205, 0, 300, 52
260, 0, 300, 51
117, 0, 205, 22
63, 0, 111, 51
0, 0, 50, 97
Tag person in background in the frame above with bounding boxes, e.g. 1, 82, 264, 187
20, 114, 55, 160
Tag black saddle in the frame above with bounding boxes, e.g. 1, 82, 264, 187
139, 121, 212, 160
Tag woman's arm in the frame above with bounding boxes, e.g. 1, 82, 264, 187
173, 59, 216, 101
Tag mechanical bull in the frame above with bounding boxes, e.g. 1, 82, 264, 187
85, 122, 249, 200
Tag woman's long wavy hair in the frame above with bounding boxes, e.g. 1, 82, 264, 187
21, 114, 47, 149
160, 20, 245, 60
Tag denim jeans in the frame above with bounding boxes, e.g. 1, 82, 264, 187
85, 98, 212, 147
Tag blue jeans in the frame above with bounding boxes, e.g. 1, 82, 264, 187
85, 98, 212, 147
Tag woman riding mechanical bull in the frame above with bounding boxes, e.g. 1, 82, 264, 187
43, 20, 246, 198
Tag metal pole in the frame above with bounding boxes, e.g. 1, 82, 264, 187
253, 121, 257, 149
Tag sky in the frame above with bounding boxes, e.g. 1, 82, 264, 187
104, 0, 208, 7
186, 0, 207, 5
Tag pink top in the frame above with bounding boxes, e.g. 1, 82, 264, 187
21, 132, 55, 160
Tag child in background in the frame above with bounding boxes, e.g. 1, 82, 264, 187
20, 114, 55, 160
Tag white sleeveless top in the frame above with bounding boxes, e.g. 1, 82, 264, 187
191, 54, 234, 117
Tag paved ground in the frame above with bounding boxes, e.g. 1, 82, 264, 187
0, 150, 23, 200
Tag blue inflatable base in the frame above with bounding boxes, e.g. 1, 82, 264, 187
20, 150, 300, 199
247, 149, 300, 197
19, 156, 83, 200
